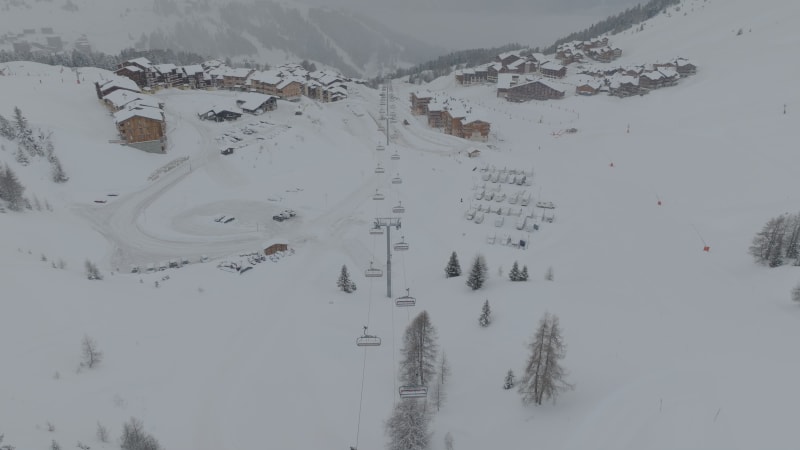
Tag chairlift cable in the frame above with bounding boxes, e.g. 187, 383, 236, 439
355, 345, 368, 449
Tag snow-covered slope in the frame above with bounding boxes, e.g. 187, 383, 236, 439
0, 0, 443, 77
1, 1, 800, 449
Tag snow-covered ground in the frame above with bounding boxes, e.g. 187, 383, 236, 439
2, 0, 800, 449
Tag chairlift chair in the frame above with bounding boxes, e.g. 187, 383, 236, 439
376, 144, 385, 151
399, 385, 428, 398
394, 288, 416, 307
364, 262, 383, 278
369, 225, 384, 235
372, 189, 385, 200
390, 152, 400, 160
375, 164, 385, 174
391, 174, 402, 184
393, 237, 409, 251
356, 326, 381, 347
392, 201, 405, 214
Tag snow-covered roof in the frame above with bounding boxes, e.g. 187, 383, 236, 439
237, 92, 277, 111
120, 65, 142, 73
277, 78, 303, 89
541, 62, 565, 71
98, 77, 141, 94
249, 70, 282, 85
225, 68, 253, 79
114, 105, 164, 124
102, 90, 158, 109
126, 57, 152, 68
153, 63, 177, 74
182, 65, 204, 75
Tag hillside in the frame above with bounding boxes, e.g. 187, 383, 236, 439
1, 0, 800, 449
0, 0, 444, 77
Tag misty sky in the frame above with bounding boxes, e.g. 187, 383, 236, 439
291, 0, 645, 50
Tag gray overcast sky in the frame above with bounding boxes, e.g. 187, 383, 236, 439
290, 0, 646, 50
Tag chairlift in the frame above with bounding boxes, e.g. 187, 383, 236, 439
365, 262, 383, 278
369, 225, 384, 235
392, 201, 405, 214
393, 237, 409, 252
395, 288, 416, 307
372, 189, 385, 201
399, 385, 428, 398
356, 326, 381, 347
391, 174, 402, 184
375, 164, 385, 174
390, 152, 400, 160
376, 144, 385, 151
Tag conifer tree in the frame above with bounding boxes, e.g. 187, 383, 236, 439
520, 265, 529, 281
399, 311, 438, 387
444, 251, 461, 278
503, 369, 515, 390
478, 299, 491, 327
0, 114, 15, 140
519, 312, 573, 405
385, 399, 431, 450
509, 261, 520, 281
466, 254, 487, 290
0, 163, 26, 211
337, 264, 356, 293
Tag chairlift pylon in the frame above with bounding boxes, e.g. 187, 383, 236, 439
356, 326, 381, 347
392, 201, 405, 214
393, 237, 409, 252
395, 288, 416, 307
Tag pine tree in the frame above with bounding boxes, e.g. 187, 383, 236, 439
503, 369, 515, 390
0, 163, 26, 211
750, 215, 788, 266
14, 147, 29, 165
0, 114, 15, 140
50, 154, 68, 183
12, 107, 28, 138
520, 265, 529, 281
518, 312, 573, 405
385, 399, 431, 450
444, 251, 461, 278
509, 261, 520, 281
791, 283, 800, 304
478, 299, 491, 327
337, 264, 356, 293
466, 254, 487, 290
399, 311, 438, 387
783, 213, 800, 261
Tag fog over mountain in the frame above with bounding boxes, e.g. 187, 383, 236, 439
0, 0, 644, 76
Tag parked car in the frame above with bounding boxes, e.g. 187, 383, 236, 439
221, 147, 234, 155
272, 209, 297, 221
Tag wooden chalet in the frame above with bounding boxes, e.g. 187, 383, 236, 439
426, 102, 445, 128
276, 79, 303, 101
199, 107, 242, 122
95, 77, 141, 100
222, 68, 254, 90
540, 62, 567, 79
153, 63, 181, 88
487, 63, 506, 83
496, 50, 522, 66
495, 73, 519, 99
236, 93, 278, 115
455, 66, 489, 85
114, 107, 166, 153
608, 75, 640, 97
181, 64, 205, 89
101, 90, 162, 112
576, 80, 602, 96
410, 92, 433, 115
674, 58, 697, 76
248, 70, 283, 96
442, 106, 490, 141
115, 57, 154, 88
506, 80, 565, 102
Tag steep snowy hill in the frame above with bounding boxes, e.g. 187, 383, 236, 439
0, 0, 444, 77
1, 1, 799, 450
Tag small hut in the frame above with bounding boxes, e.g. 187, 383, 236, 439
264, 240, 289, 256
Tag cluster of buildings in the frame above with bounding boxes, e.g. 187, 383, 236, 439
114, 57, 350, 103
410, 93, 491, 142
94, 77, 167, 153
96, 56, 355, 152
1, 27, 72, 55
454, 37, 696, 102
